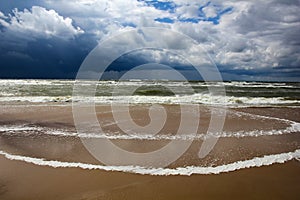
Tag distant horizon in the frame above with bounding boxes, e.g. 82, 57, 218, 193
0, 78, 299, 83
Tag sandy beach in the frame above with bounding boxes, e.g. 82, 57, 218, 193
0, 103, 300, 199
1, 0, 300, 198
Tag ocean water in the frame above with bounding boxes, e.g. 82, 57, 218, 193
0, 79, 299, 107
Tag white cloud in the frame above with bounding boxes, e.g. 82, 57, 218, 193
176, 4, 200, 19
169, 0, 300, 75
202, 6, 218, 18
84, 0, 300, 76
0, 11, 9, 27
44, 0, 172, 37
214, 0, 300, 69
1, 6, 84, 39
0, 11, 7, 18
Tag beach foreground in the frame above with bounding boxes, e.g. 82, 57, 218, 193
0, 104, 300, 199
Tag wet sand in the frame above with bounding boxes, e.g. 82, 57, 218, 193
1, 155, 300, 200
0, 103, 300, 199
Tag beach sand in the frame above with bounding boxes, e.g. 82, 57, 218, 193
0, 103, 300, 199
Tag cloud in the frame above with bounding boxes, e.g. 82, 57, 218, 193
0, 6, 84, 39
215, 0, 300, 70
202, 5, 218, 18
0, 0, 299, 81
43, 0, 172, 37
169, 0, 300, 81
0, 11, 6, 18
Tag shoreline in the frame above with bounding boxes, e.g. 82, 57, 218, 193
1, 154, 300, 200
0, 103, 300, 199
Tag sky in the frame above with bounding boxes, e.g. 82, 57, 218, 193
0, 0, 299, 81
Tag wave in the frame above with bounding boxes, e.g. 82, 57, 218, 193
223, 81, 300, 88
0, 79, 299, 106
1, 120, 299, 141
1, 110, 299, 141
133, 85, 175, 96
0, 79, 298, 87
0, 94, 299, 106
0, 149, 299, 176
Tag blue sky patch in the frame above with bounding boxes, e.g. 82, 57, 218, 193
155, 17, 174, 23
138, 1, 233, 25
138, 0, 177, 13
178, 18, 200, 23
198, 3, 233, 25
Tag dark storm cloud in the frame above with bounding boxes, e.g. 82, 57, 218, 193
0, 35, 96, 78
102, 49, 201, 80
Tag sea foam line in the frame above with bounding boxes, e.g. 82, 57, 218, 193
232, 110, 295, 124
0, 94, 299, 106
0, 149, 299, 176
1, 110, 300, 140
1, 122, 300, 141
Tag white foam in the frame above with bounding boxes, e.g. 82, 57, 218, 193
0, 94, 298, 106
0, 79, 297, 88
291, 123, 300, 132
231, 110, 295, 124
1, 121, 299, 141
75, 94, 299, 106
1, 109, 299, 140
223, 81, 298, 88
0, 149, 299, 176
47, 121, 300, 139
0, 96, 73, 103
0, 79, 75, 86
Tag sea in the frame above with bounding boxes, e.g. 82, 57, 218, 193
0, 79, 299, 106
